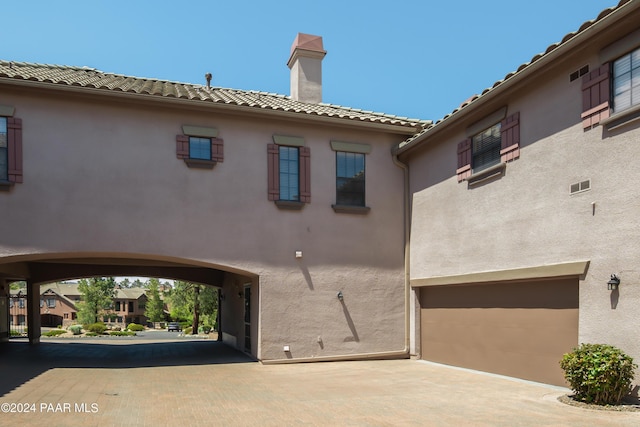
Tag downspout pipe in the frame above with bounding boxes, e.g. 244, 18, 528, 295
391, 148, 412, 357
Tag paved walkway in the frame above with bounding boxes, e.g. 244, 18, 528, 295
0, 338, 638, 426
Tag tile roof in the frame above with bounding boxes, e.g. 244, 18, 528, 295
115, 288, 146, 300
10, 283, 80, 307
10, 282, 147, 301
41, 283, 80, 307
398, 0, 634, 151
0, 60, 429, 133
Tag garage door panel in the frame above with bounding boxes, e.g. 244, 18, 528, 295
420, 279, 578, 386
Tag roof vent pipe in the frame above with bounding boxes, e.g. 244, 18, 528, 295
205, 73, 212, 89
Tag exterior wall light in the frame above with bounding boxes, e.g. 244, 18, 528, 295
607, 274, 620, 291
295, 250, 303, 259
337, 291, 343, 301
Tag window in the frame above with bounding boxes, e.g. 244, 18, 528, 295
46, 298, 56, 308
115, 301, 121, 311
189, 137, 211, 160
138, 301, 145, 310
176, 125, 223, 168
40, 299, 44, 308
279, 146, 299, 201
267, 136, 310, 208
336, 152, 365, 206
330, 141, 370, 213
613, 47, 640, 113
128, 301, 134, 312
457, 112, 520, 183
18, 299, 25, 308
471, 123, 501, 173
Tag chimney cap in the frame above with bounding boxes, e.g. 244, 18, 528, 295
289, 33, 326, 56
287, 33, 326, 69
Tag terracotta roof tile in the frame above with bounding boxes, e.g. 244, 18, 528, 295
0, 61, 429, 132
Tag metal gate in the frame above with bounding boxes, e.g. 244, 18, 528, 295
9, 290, 27, 337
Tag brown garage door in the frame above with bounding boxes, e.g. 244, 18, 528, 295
420, 278, 578, 386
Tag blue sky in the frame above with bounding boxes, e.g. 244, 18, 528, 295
2, 1, 617, 121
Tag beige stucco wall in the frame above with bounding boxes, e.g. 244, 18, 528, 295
405, 34, 640, 370
0, 88, 407, 360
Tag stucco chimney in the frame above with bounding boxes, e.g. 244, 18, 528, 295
287, 33, 326, 104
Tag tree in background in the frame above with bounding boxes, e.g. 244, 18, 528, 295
9, 281, 26, 290
77, 277, 116, 325
145, 278, 166, 322
167, 281, 218, 334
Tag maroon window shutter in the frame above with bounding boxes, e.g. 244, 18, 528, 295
7, 117, 23, 183
267, 144, 280, 201
581, 64, 610, 129
456, 138, 472, 182
176, 135, 189, 159
500, 112, 520, 163
299, 146, 311, 203
211, 137, 224, 162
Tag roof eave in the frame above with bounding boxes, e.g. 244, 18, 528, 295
0, 78, 426, 136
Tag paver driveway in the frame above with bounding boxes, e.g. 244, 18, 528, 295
0, 338, 638, 426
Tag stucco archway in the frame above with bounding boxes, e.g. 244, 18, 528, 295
0, 252, 259, 358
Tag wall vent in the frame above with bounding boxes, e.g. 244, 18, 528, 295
570, 179, 591, 194
570, 65, 590, 82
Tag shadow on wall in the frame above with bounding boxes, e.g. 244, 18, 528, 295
298, 261, 313, 290
611, 288, 619, 309
340, 299, 359, 342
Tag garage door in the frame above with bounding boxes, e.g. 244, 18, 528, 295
420, 278, 578, 386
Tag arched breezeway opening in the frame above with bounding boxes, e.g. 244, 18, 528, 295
0, 252, 259, 360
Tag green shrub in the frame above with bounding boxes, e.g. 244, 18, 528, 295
10, 330, 21, 337
84, 322, 107, 334
560, 343, 637, 405
68, 325, 82, 335
127, 323, 144, 332
44, 329, 67, 337
85, 332, 98, 337
109, 331, 136, 336
183, 326, 193, 335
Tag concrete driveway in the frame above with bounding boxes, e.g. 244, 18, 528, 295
0, 338, 638, 426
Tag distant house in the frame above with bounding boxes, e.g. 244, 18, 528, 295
9, 283, 150, 328
10, 283, 79, 327
39, 284, 80, 326
103, 287, 148, 326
